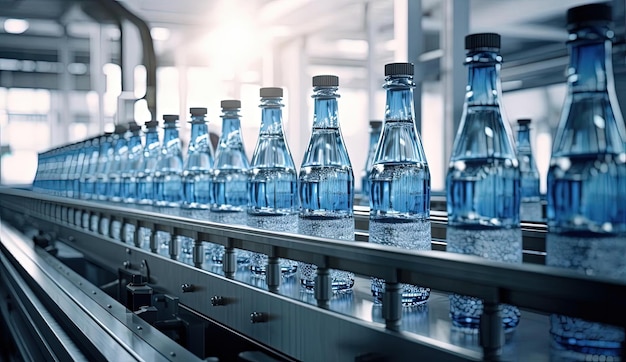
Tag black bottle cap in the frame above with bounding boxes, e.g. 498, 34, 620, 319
465, 33, 500, 51
127, 121, 141, 132
517, 118, 532, 125
221, 100, 241, 109
144, 119, 159, 128
370, 120, 383, 128
312, 75, 339, 87
567, 3, 612, 29
190, 107, 207, 116
260, 87, 283, 98
113, 124, 127, 134
163, 114, 179, 123
384, 62, 414, 76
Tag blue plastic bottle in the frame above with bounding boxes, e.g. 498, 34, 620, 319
516, 118, 542, 221
210, 100, 251, 265
179, 107, 215, 263
298, 76, 355, 291
369, 63, 431, 306
154, 115, 184, 208
120, 121, 144, 203
182, 107, 215, 209
446, 33, 522, 332
107, 124, 129, 203
81, 136, 100, 200
546, 4, 626, 357
360, 120, 382, 204
248, 87, 299, 277
70, 140, 87, 199
135, 120, 161, 205
95, 132, 114, 201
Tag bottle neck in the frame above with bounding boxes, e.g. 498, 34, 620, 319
384, 76, 415, 122
162, 124, 180, 146
369, 126, 381, 146
145, 127, 159, 148
260, 98, 285, 135
312, 87, 340, 128
128, 131, 142, 150
221, 110, 242, 136
189, 118, 209, 149
465, 51, 502, 106
568, 26, 613, 93
516, 125, 531, 152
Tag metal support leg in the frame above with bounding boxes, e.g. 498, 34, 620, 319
223, 244, 236, 278
479, 301, 503, 361
192, 240, 204, 268
382, 282, 402, 331
314, 267, 332, 309
169, 232, 179, 261
266, 255, 280, 293
149, 228, 157, 253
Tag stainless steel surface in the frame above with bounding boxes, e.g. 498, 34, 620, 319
1, 187, 625, 361
0, 220, 203, 362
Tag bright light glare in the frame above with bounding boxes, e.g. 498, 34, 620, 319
336, 39, 368, 55
150, 27, 170, 41
4, 19, 29, 34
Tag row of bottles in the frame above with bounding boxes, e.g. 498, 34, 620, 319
29, 3, 624, 358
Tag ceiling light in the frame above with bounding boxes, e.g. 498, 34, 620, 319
4, 19, 29, 34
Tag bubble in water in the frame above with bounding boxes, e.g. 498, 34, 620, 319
248, 214, 298, 277
369, 219, 431, 306
547, 233, 626, 356
298, 216, 355, 292
447, 226, 522, 331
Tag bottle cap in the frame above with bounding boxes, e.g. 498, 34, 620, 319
465, 33, 500, 51
517, 118, 532, 125
312, 75, 339, 87
369, 120, 383, 128
567, 3, 612, 29
190, 107, 207, 116
163, 114, 179, 123
127, 121, 141, 132
113, 124, 127, 134
144, 119, 159, 128
384, 63, 414, 76
260, 87, 283, 98
221, 99, 241, 109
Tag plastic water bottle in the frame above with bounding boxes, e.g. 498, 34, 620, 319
546, 3, 626, 357
182, 107, 215, 209
360, 120, 382, 205
154, 114, 184, 208
298, 76, 355, 291
153, 115, 184, 256
210, 100, 251, 265
120, 121, 144, 204
95, 131, 114, 201
516, 118, 542, 221
70, 140, 87, 199
369, 63, 431, 306
247, 87, 299, 277
81, 136, 100, 200
120, 121, 143, 243
136, 119, 161, 205
446, 33, 522, 332
180, 107, 215, 263
107, 124, 129, 203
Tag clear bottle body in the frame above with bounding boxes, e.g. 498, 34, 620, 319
369, 74, 431, 305
360, 123, 382, 203
135, 127, 160, 205
95, 134, 114, 201
517, 122, 542, 221
298, 86, 355, 291
154, 124, 184, 208
209, 108, 251, 266
108, 133, 128, 202
445, 49, 522, 331
247, 97, 299, 276
546, 24, 626, 356
120, 130, 144, 203
183, 117, 215, 209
